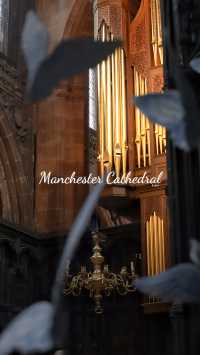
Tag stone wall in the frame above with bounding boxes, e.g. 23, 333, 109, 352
35, 0, 93, 233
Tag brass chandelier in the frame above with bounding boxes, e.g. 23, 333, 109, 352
64, 233, 137, 314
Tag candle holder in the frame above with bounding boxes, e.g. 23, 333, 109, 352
64, 232, 137, 314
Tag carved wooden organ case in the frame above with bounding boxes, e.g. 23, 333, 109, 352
92, 0, 169, 308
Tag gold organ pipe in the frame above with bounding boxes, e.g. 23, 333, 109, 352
114, 48, 122, 177
156, 0, 163, 64
114, 48, 121, 145
146, 213, 166, 305
118, 48, 123, 153
158, 216, 162, 273
140, 75, 147, 167
155, 124, 159, 155
121, 49, 128, 175
97, 62, 105, 176
101, 23, 110, 171
161, 220, 166, 270
149, 216, 155, 276
158, 217, 164, 272
153, 212, 159, 274
151, 0, 158, 66
163, 127, 167, 151
134, 68, 141, 168
97, 24, 128, 178
111, 34, 116, 158
157, 217, 162, 272
146, 221, 151, 276
106, 29, 113, 170
146, 118, 151, 166
154, 124, 166, 156
134, 71, 152, 168
158, 125, 163, 154
147, 214, 166, 275
144, 78, 151, 166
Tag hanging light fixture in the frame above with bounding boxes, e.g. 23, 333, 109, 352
64, 232, 137, 314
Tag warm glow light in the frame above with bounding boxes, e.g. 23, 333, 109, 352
97, 22, 128, 177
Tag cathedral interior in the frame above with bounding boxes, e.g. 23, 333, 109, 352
0, 0, 200, 354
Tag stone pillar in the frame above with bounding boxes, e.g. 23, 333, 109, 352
35, 78, 89, 234
35, 0, 93, 234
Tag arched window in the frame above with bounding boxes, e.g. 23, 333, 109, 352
0, 0, 9, 55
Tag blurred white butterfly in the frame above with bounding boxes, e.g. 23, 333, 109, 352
133, 58, 200, 152
135, 239, 200, 303
0, 179, 106, 355
134, 90, 189, 151
191, 57, 200, 74
22, 11, 121, 102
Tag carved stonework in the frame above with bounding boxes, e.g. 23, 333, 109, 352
149, 67, 164, 92
0, 54, 34, 225
0, 54, 23, 100
12, 105, 32, 144
0, 54, 34, 149
0, 54, 32, 144
93, 0, 128, 42
130, 1, 151, 75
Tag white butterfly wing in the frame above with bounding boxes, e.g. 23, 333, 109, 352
134, 90, 185, 127
190, 58, 200, 74
21, 11, 49, 90
133, 90, 191, 151
190, 239, 200, 266
0, 302, 54, 355
135, 263, 200, 303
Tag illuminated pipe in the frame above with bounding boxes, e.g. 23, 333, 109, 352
134, 68, 141, 168
163, 127, 167, 151
121, 49, 128, 175
156, 0, 162, 44
156, 0, 163, 65
158, 217, 164, 272
101, 23, 110, 171
143, 78, 151, 166
106, 29, 113, 171
151, 0, 158, 66
114, 48, 122, 177
161, 220, 166, 270
97, 27, 104, 176
150, 215, 157, 304
149, 216, 155, 276
114, 49, 121, 146
155, 124, 159, 155
111, 34, 116, 172
140, 75, 146, 167
97, 63, 105, 176
159, 125, 163, 154
153, 212, 159, 274
146, 221, 151, 276
145, 118, 151, 166
157, 217, 161, 272
118, 47, 123, 150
